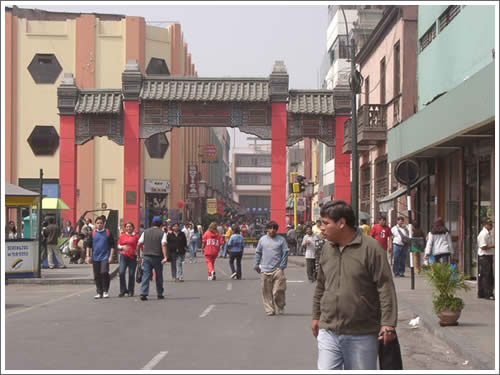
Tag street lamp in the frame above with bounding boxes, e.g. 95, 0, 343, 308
198, 180, 207, 199
305, 181, 315, 223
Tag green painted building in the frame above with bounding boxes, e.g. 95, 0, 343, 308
386, 5, 495, 276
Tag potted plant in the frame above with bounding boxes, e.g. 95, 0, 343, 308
422, 262, 470, 326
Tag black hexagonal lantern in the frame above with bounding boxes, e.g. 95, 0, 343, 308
146, 57, 170, 75
27, 126, 60, 155
28, 54, 62, 84
145, 132, 169, 159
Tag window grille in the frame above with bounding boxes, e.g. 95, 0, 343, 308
439, 5, 461, 32
419, 23, 436, 52
393, 42, 400, 96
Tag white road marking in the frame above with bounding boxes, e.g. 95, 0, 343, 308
287, 280, 305, 283
6, 286, 95, 317
142, 351, 168, 370
200, 304, 215, 318
227, 283, 232, 291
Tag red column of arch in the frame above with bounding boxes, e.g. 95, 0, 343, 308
60, 115, 77, 224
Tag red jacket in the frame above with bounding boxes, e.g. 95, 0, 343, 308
118, 232, 140, 259
202, 230, 224, 257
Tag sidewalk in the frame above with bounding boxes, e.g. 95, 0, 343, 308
6, 262, 120, 285
288, 256, 496, 370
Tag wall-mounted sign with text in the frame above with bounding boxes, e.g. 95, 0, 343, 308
198, 144, 217, 162
145, 179, 170, 194
187, 165, 199, 198
207, 198, 217, 215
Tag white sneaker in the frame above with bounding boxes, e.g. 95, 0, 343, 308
103, 292, 109, 298
211, 271, 216, 281
94, 294, 102, 299
231, 272, 237, 279
208, 275, 212, 281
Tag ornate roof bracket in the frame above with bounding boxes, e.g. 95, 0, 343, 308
269, 60, 289, 103
57, 73, 78, 115
122, 59, 143, 101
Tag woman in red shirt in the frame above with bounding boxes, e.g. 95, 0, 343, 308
117, 221, 140, 297
202, 221, 224, 281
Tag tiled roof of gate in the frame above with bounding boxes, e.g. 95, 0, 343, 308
140, 78, 269, 102
75, 90, 122, 114
288, 90, 335, 115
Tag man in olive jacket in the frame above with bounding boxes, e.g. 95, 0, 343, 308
312, 200, 397, 370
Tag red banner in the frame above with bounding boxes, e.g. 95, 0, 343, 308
187, 165, 199, 198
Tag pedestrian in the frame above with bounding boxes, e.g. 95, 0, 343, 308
182, 222, 192, 246
360, 219, 371, 235
391, 216, 410, 277
188, 224, 200, 263
222, 223, 233, 258
81, 218, 92, 239
370, 216, 393, 264
68, 232, 85, 264
254, 221, 289, 316
44, 217, 66, 269
167, 222, 188, 282
7, 220, 18, 239
85, 217, 115, 299
240, 222, 249, 237
477, 218, 495, 300
301, 225, 319, 282
202, 222, 224, 281
423, 217, 454, 264
227, 225, 245, 279
62, 220, 73, 238
286, 224, 297, 256
137, 216, 168, 301
139, 224, 145, 235
312, 219, 322, 237
409, 221, 426, 274
312, 200, 397, 370
117, 221, 140, 297
40, 220, 48, 263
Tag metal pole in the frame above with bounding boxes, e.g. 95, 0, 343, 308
294, 193, 298, 229
37, 168, 43, 278
408, 185, 415, 290
351, 42, 359, 222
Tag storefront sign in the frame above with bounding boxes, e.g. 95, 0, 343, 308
207, 198, 217, 214
296, 197, 306, 211
5, 240, 39, 278
217, 200, 224, 215
187, 165, 199, 198
145, 179, 170, 194
199, 144, 217, 162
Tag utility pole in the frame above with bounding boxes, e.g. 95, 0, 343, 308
341, 6, 359, 221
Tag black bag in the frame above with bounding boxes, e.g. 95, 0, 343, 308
135, 264, 143, 283
378, 334, 403, 370
398, 229, 411, 246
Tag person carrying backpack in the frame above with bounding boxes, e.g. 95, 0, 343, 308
85, 216, 115, 299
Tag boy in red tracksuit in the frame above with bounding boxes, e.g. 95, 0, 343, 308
202, 221, 224, 281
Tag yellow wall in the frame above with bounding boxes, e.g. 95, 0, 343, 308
16, 18, 76, 180
95, 19, 125, 89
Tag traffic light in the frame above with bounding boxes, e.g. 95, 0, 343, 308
296, 175, 306, 193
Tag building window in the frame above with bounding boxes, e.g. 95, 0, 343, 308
236, 173, 271, 185
419, 23, 436, 52
329, 49, 335, 65
393, 41, 400, 96
145, 132, 169, 159
439, 5, 461, 32
236, 155, 271, 167
364, 76, 370, 105
28, 54, 62, 84
380, 57, 386, 105
27, 125, 59, 155
360, 165, 371, 214
338, 37, 349, 59
146, 57, 170, 75
325, 146, 335, 161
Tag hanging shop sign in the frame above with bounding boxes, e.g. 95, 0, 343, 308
187, 165, 199, 198
145, 179, 170, 194
207, 198, 217, 214
199, 144, 218, 162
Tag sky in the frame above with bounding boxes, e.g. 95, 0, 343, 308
14, 2, 328, 150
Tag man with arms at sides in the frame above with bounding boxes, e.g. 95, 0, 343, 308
370, 216, 393, 265
312, 200, 398, 370
254, 221, 289, 316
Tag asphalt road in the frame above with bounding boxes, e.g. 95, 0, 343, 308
5, 251, 474, 371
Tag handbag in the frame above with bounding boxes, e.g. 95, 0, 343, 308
135, 263, 143, 283
378, 333, 403, 370
398, 228, 411, 246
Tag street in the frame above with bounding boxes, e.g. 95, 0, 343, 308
5, 252, 474, 371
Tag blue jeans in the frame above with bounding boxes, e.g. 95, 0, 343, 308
393, 244, 408, 276
140, 256, 164, 297
169, 252, 185, 278
219, 243, 228, 257
119, 255, 137, 294
188, 242, 197, 261
317, 329, 378, 370
434, 253, 450, 264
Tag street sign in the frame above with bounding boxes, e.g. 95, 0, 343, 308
187, 165, 199, 198
394, 159, 419, 186
206, 198, 217, 214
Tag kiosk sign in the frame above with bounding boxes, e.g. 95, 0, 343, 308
6, 240, 39, 278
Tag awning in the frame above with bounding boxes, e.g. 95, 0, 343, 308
377, 175, 428, 212
5, 183, 40, 207
33, 197, 70, 210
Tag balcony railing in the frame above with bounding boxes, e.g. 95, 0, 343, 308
342, 118, 371, 154
357, 104, 387, 145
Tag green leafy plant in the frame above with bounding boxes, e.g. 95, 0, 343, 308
422, 262, 470, 314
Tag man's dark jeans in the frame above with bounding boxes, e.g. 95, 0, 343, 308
92, 260, 110, 295
119, 255, 137, 294
478, 255, 494, 298
229, 252, 243, 279
306, 258, 316, 281
140, 256, 164, 297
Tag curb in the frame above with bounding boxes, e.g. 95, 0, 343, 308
6, 265, 120, 286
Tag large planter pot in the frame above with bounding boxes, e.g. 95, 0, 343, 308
437, 309, 462, 326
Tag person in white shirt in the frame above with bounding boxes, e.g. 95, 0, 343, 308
423, 217, 454, 264
391, 216, 409, 277
302, 225, 319, 282
477, 218, 495, 300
